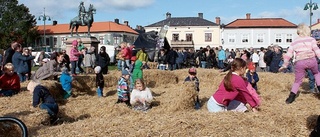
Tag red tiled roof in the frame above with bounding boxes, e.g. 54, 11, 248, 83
225, 18, 297, 28
37, 21, 138, 35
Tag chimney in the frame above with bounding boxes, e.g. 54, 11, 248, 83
114, 18, 119, 24
198, 13, 203, 19
318, 19, 320, 23
215, 17, 221, 25
124, 21, 129, 26
246, 13, 251, 19
53, 20, 57, 26
166, 12, 171, 19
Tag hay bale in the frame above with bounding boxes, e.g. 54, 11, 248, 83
144, 70, 178, 87
166, 82, 198, 112
41, 80, 64, 99
148, 62, 158, 69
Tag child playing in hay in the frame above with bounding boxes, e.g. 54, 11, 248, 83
129, 56, 136, 92
116, 69, 131, 106
60, 67, 73, 99
132, 59, 143, 84
246, 62, 259, 91
27, 80, 59, 125
0, 63, 20, 96
130, 79, 153, 111
184, 67, 201, 110
207, 58, 260, 113
95, 66, 104, 97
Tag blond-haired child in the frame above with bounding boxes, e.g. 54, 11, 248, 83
0, 63, 20, 96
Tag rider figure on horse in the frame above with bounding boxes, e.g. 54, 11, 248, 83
78, 1, 86, 25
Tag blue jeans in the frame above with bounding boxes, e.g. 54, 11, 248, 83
200, 61, 207, 68
17, 73, 26, 82
40, 103, 59, 117
71, 61, 77, 74
168, 64, 176, 71
96, 87, 103, 97
307, 69, 315, 90
218, 60, 224, 69
0, 89, 16, 96
122, 59, 130, 70
159, 65, 166, 70
117, 60, 122, 70
77, 57, 84, 73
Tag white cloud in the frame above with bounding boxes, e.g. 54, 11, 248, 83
19, 0, 155, 23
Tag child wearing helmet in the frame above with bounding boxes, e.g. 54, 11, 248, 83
184, 67, 201, 110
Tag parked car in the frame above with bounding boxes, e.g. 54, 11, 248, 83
31, 51, 51, 66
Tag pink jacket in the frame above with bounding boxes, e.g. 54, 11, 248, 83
213, 74, 259, 108
282, 36, 320, 68
70, 48, 81, 61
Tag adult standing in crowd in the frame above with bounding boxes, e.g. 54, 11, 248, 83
12, 45, 35, 82
258, 47, 267, 72
77, 39, 85, 74
269, 45, 282, 73
217, 46, 226, 69
96, 46, 110, 74
3, 42, 19, 68
61, 50, 71, 71
264, 45, 273, 72
279, 23, 320, 104
166, 48, 178, 71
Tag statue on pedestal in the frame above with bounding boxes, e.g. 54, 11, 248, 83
69, 2, 96, 37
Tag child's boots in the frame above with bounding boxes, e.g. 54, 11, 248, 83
285, 92, 296, 104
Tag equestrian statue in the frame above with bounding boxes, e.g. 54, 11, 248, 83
69, 2, 96, 37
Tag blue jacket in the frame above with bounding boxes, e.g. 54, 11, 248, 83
32, 85, 56, 107
246, 71, 259, 90
218, 50, 226, 61
60, 72, 72, 91
12, 51, 35, 73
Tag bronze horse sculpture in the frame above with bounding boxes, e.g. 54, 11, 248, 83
69, 4, 96, 37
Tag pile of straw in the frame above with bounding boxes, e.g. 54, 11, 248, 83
1, 68, 320, 136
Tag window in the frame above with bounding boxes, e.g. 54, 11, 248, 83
241, 34, 249, 43
99, 36, 104, 44
286, 34, 293, 43
186, 33, 193, 41
205, 33, 212, 42
257, 34, 264, 43
61, 37, 66, 45
53, 37, 57, 46
228, 34, 235, 43
275, 34, 282, 43
172, 33, 179, 41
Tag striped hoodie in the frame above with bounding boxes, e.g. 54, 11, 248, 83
282, 36, 320, 68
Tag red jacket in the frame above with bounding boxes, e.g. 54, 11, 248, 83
212, 74, 258, 108
122, 47, 131, 60
0, 73, 20, 91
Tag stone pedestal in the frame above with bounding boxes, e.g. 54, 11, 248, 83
65, 36, 100, 55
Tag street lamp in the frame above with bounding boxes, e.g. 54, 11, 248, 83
304, 0, 319, 28
38, 7, 51, 52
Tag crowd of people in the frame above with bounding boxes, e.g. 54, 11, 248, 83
2, 24, 320, 132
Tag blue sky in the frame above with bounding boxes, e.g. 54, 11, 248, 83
19, 0, 320, 28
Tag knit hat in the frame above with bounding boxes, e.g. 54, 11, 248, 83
94, 66, 101, 73
248, 62, 255, 71
188, 67, 197, 74
72, 40, 78, 46
131, 56, 137, 61
27, 80, 40, 92
122, 69, 130, 75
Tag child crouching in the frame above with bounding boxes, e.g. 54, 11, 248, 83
116, 69, 131, 106
60, 67, 73, 99
27, 80, 59, 125
184, 67, 201, 110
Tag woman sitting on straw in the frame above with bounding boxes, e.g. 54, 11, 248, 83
32, 52, 64, 81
